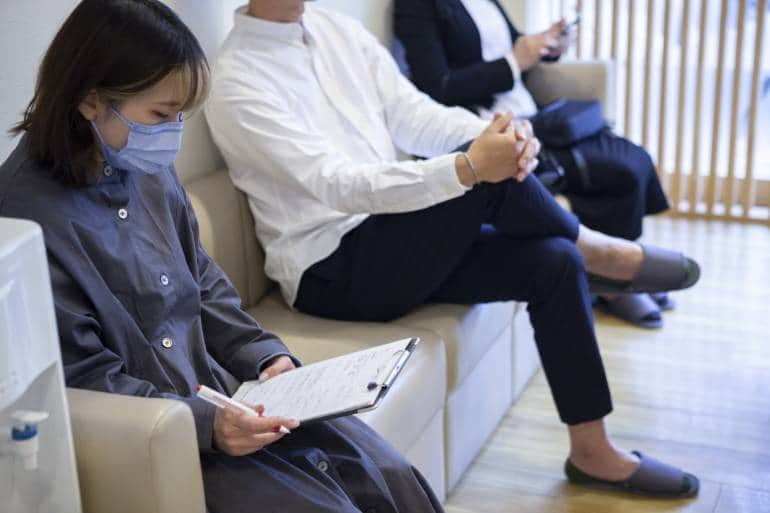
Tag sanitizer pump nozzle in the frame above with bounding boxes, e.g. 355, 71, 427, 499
10, 410, 49, 471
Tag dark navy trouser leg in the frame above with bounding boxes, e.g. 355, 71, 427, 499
296, 175, 613, 424
553, 131, 669, 240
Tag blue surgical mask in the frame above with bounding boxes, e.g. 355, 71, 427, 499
91, 108, 184, 175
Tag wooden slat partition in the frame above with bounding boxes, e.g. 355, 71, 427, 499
542, 0, 769, 224
624, 0, 635, 135
706, 0, 730, 216
641, 0, 655, 148
610, 0, 619, 59
744, 0, 767, 221
656, 0, 672, 181
671, 0, 691, 210
688, 0, 710, 215
576, 0, 583, 58
724, 0, 747, 217
594, 0, 602, 58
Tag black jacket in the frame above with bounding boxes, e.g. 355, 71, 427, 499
394, 0, 547, 113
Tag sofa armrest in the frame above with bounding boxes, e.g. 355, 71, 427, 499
66, 388, 206, 513
524, 60, 617, 125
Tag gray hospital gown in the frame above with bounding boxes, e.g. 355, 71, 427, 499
0, 137, 442, 513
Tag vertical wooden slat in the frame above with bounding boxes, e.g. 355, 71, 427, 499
671, 0, 691, 211
641, 0, 655, 148
706, 0, 730, 216
743, 0, 766, 221
724, 0, 747, 218
594, 0, 603, 58
656, 0, 672, 181
576, 0, 583, 58
688, 0, 710, 214
610, 0, 620, 59
624, 0, 635, 136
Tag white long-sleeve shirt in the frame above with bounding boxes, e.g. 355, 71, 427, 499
205, 5, 487, 306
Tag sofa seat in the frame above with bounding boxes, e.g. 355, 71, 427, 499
249, 291, 448, 499
396, 302, 515, 392
394, 301, 524, 490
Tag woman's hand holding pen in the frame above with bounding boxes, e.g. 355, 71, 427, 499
213, 404, 300, 456
207, 354, 298, 456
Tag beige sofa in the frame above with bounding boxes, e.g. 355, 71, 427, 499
66, 57, 614, 513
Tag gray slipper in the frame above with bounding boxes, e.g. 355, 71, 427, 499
588, 244, 701, 295
650, 292, 676, 311
565, 451, 700, 498
596, 293, 662, 329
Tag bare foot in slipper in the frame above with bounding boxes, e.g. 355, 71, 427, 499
565, 451, 700, 498
576, 227, 700, 294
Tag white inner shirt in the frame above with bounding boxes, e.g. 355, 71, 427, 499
205, 5, 487, 305
459, 0, 539, 119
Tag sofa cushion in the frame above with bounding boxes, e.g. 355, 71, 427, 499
394, 301, 516, 392
186, 171, 271, 308
249, 291, 446, 454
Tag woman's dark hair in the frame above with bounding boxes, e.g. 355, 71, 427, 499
11, 0, 210, 186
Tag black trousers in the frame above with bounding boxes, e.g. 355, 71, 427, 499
296, 176, 613, 425
552, 131, 670, 240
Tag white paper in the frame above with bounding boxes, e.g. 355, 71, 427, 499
233, 338, 415, 422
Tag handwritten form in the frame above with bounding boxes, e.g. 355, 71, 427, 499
233, 338, 416, 422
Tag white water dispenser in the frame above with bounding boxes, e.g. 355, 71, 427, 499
0, 218, 82, 513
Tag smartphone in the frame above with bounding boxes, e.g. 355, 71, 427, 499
560, 14, 581, 36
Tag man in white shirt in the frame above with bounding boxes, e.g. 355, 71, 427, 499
205, 0, 700, 499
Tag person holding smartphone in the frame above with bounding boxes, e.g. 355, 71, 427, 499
394, 0, 673, 329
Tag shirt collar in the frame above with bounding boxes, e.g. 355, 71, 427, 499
233, 5, 305, 43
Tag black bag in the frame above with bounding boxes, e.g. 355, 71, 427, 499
532, 148, 567, 194
530, 98, 607, 148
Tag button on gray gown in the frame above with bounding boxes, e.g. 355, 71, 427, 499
0, 137, 443, 513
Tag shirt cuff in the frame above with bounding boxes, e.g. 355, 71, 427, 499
424, 152, 474, 197
505, 53, 522, 83
225, 339, 295, 382
256, 351, 302, 377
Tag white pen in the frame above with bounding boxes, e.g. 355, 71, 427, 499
196, 384, 291, 434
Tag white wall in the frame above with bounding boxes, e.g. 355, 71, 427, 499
315, 0, 530, 43
0, 1, 79, 161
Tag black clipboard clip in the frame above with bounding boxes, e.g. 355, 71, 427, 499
367, 337, 419, 392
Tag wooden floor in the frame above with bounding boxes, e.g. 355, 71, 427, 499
444, 217, 770, 513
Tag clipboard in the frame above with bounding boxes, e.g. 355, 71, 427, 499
232, 337, 419, 424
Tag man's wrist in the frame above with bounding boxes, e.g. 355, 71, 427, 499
455, 153, 477, 189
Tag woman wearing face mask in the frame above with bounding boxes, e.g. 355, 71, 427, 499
0, 1, 446, 511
